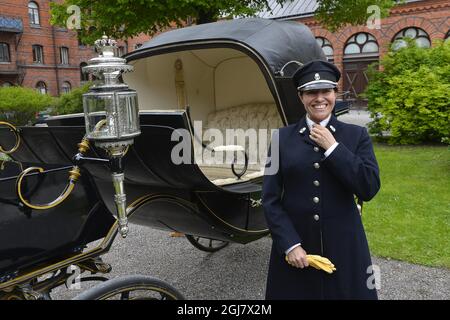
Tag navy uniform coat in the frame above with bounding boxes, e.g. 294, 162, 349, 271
262, 115, 380, 300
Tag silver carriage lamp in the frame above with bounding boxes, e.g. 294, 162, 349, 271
82, 35, 141, 238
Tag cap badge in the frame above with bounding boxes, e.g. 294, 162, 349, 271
314, 73, 321, 81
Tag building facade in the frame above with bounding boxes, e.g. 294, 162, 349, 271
0, 0, 152, 95
260, 0, 450, 107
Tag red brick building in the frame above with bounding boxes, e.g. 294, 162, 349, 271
0, 0, 152, 95
260, 0, 450, 107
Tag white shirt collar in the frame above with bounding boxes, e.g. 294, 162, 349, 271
306, 114, 332, 130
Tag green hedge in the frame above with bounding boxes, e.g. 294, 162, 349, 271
0, 86, 55, 125
365, 39, 450, 145
54, 82, 91, 115
0, 83, 92, 126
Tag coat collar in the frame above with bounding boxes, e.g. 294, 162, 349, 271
297, 114, 340, 146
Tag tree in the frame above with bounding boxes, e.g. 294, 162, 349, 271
51, 0, 397, 44
315, 0, 397, 32
365, 39, 450, 145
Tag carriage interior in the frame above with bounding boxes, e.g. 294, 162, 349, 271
125, 47, 284, 187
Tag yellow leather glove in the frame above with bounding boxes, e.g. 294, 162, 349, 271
285, 254, 337, 274
307, 255, 336, 274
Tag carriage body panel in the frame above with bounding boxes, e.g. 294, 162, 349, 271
0, 161, 114, 278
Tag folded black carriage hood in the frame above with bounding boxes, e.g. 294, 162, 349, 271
125, 18, 325, 77
125, 18, 326, 125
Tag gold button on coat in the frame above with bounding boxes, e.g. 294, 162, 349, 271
313, 197, 320, 203
313, 162, 320, 169
313, 180, 320, 187
314, 214, 320, 221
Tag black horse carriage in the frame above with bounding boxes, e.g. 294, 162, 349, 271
0, 18, 348, 300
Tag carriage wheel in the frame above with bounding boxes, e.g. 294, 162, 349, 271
72, 275, 184, 300
185, 235, 229, 252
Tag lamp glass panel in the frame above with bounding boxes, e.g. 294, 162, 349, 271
83, 93, 116, 140
116, 91, 140, 138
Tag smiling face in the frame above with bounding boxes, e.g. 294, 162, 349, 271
299, 88, 336, 123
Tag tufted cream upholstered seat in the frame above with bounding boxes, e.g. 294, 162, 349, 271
196, 103, 283, 186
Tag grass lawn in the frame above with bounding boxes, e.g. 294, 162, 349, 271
363, 144, 450, 269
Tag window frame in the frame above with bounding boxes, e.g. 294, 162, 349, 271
117, 46, 126, 57
36, 81, 47, 94
0, 43, 11, 62
32, 45, 44, 64
315, 37, 334, 60
60, 46, 69, 65
80, 62, 89, 81
28, 1, 40, 26
344, 32, 379, 56
393, 27, 431, 50
61, 81, 71, 94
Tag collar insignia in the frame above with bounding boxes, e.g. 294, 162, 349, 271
329, 125, 336, 133
299, 127, 306, 134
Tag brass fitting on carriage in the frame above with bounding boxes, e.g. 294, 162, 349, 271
15, 137, 91, 211
0, 121, 21, 155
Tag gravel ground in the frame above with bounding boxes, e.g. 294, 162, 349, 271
52, 224, 449, 300
338, 109, 372, 128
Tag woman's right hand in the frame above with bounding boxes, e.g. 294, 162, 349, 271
286, 246, 309, 269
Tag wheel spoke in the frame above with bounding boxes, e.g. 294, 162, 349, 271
185, 234, 230, 252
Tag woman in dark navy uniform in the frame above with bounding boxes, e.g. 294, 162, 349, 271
262, 60, 380, 300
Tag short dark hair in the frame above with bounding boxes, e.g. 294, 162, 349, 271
299, 87, 338, 97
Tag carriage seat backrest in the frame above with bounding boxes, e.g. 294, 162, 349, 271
201, 103, 283, 171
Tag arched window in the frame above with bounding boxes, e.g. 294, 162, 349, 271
316, 37, 334, 60
0, 43, 10, 62
61, 81, 71, 94
36, 81, 47, 94
344, 33, 379, 56
393, 27, 431, 50
28, 2, 40, 25
80, 62, 88, 81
